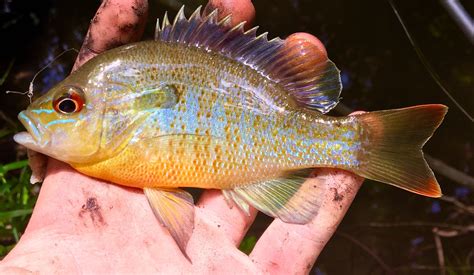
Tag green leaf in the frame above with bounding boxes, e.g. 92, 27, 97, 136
239, 235, 257, 255
22, 185, 29, 205
0, 128, 13, 139
12, 226, 19, 242
0, 59, 15, 85
0, 209, 33, 219
0, 59, 14, 86
2, 160, 29, 172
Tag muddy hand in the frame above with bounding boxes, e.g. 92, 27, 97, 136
72, 0, 148, 71
0, 0, 363, 273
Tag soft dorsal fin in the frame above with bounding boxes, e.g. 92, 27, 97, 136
155, 6, 342, 113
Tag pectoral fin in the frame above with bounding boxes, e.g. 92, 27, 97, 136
225, 169, 327, 224
143, 187, 195, 258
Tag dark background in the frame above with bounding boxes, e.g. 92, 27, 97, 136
0, 0, 473, 274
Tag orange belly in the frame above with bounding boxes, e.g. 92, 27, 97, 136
73, 144, 282, 189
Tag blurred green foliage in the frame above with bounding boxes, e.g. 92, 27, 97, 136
0, 159, 35, 258
239, 235, 257, 255
0, 60, 14, 86
1, 61, 35, 257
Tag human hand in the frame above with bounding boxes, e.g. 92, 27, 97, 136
0, 0, 364, 273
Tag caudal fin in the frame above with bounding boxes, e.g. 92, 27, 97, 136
355, 104, 448, 197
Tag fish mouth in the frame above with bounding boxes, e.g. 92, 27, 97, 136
14, 111, 49, 150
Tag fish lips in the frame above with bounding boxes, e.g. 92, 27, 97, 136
14, 111, 50, 151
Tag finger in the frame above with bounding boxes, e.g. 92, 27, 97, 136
204, 0, 255, 29
197, 0, 256, 247
250, 169, 364, 274
72, 0, 148, 71
283, 32, 328, 78
285, 32, 328, 63
196, 190, 258, 246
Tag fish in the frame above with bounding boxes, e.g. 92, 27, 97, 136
14, 6, 447, 256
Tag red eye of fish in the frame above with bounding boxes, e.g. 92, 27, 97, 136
53, 86, 85, 114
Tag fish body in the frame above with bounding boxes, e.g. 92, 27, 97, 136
68, 41, 361, 189
14, 7, 447, 256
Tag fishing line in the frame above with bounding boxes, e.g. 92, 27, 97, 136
6, 48, 79, 103
387, 0, 473, 122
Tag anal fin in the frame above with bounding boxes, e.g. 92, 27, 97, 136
225, 169, 327, 224
143, 187, 195, 259
222, 189, 251, 216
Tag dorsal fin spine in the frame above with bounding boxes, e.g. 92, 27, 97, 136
186, 17, 208, 46
169, 7, 185, 42
162, 12, 170, 28
189, 6, 202, 20
218, 15, 233, 27
244, 26, 259, 36
206, 9, 219, 23
234, 28, 261, 56
155, 19, 161, 38
174, 6, 186, 23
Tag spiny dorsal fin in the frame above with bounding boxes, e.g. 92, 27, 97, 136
155, 6, 342, 113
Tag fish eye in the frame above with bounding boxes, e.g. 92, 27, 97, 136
53, 86, 85, 115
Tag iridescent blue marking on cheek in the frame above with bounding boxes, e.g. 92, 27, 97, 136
32, 109, 54, 114
45, 119, 76, 128
19, 112, 41, 138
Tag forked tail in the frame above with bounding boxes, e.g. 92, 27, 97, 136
355, 104, 448, 197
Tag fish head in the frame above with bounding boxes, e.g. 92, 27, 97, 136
14, 64, 108, 164
15, 45, 173, 165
